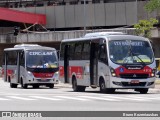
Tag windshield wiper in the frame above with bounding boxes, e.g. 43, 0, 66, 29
132, 52, 146, 65
123, 40, 145, 65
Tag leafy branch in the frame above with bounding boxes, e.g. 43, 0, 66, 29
134, 18, 158, 38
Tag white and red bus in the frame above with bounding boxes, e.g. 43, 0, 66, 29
3, 44, 59, 89
59, 32, 156, 94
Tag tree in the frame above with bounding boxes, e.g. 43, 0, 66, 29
145, 0, 160, 13
134, 18, 158, 38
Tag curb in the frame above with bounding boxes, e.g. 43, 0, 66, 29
155, 79, 160, 84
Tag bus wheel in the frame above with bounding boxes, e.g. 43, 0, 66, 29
99, 79, 106, 93
139, 88, 148, 94
106, 88, 115, 94
72, 78, 86, 92
72, 78, 78, 92
48, 84, 54, 88
79, 86, 86, 92
8, 76, 11, 83
10, 83, 17, 88
33, 84, 39, 89
21, 79, 27, 89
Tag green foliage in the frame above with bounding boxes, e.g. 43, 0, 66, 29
134, 18, 158, 38
145, 0, 160, 12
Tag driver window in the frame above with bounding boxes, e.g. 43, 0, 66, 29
99, 45, 108, 64
20, 52, 25, 66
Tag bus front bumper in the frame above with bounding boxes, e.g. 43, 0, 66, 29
110, 77, 155, 89
26, 77, 59, 84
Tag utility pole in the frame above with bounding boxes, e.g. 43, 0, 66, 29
83, 0, 86, 35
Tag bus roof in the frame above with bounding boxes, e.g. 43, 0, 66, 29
4, 44, 56, 51
84, 32, 125, 38
14, 44, 40, 48
61, 32, 148, 43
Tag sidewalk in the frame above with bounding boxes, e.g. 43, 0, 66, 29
155, 79, 160, 89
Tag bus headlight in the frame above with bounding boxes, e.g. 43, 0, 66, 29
151, 69, 156, 77
110, 68, 116, 77
27, 71, 33, 77
54, 72, 59, 78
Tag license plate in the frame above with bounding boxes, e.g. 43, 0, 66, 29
41, 78, 46, 80
38, 79, 49, 82
130, 80, 139, 84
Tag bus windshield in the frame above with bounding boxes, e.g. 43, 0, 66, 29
109, 40, 154, 65
26, 50, 58, 68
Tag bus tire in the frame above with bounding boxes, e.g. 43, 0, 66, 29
99, 79, 106, 93
106, 88, 115, 93
10, 83, 17, 88
79, 86, 86, 92
21, 79, 27, 89
72, 78, 86, 92
48, 84, 54, 88
8, 76, 11, 83
139, 88, 148, 94
33, 84, 39, 89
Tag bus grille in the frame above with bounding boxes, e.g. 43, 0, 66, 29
119, 74, 149, 79
121, 82, 146, 86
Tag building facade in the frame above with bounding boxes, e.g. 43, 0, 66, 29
0, 0, 155, 31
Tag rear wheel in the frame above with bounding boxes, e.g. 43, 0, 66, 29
48, 84, 54, 88
139, 88, 148, 94
33, 84, 39, 89
72, 78, 86, 92
10, 83, 17, 88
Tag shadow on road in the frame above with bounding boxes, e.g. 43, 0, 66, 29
15, 86, 59, 90
66, 90, 156, 94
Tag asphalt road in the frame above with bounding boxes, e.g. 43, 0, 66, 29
0, 79, 160, 120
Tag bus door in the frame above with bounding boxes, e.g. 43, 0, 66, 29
90, 39, 99, 86
5, 51, 18, 83
15, 51, 21, 84
64, 45, 70, 83
3, 52, 7, 82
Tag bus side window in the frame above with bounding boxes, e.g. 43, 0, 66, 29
2, 52, 5, 66
69, 43, 75, 60
74, 43, 83, 60
99, 45, 108, 64
60, 43, 65, 60
82, 43, 90, 60
7, 51, 17, 65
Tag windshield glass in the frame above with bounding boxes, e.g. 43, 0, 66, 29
109, 40, 154, 64
26, 50, 58, 68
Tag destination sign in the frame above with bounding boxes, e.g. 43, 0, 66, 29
114, 41, 143, 46
29, 52, 53, 56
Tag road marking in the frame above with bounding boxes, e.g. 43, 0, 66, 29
30, 96, 62, 101
80, 96, 121, 101
0, 94, 20, 95
6, 96, 37, 101
0, 98, 10, 100
55, 96, 90, 101
126, 96, 160, 101
102, 95, 151, 101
